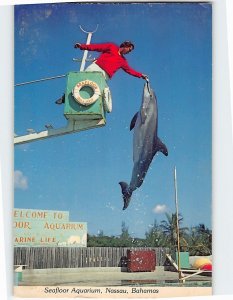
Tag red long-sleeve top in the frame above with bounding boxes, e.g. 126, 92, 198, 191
79, 43, 143, 79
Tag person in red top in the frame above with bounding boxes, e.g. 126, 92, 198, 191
55, 41, 148, 104
74, 41, 148, 80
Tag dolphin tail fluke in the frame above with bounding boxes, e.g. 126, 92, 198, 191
119, 181, 133, 210
156, 137, 168, 156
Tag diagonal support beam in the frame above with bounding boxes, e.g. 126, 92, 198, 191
14, 119, 106, 145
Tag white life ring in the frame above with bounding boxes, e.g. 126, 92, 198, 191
72, 80, 101, 106
103, 87, 112, 113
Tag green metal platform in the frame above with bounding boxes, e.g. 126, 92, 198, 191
64, 71, 109, 122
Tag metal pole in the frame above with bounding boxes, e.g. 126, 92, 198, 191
80, 32, 92, 71
79, 25, 98, 71
15, 74, 66, 87
14, 119, 105, 145
174, 166, 182, 280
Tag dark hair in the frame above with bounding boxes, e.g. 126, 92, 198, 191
120, 41, 135, 50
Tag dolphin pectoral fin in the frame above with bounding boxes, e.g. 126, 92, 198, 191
156, 138, 168, 156
130, 112, 139, 131
119, 181, 132, 210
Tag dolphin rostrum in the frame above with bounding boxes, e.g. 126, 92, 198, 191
119, 82, 168, 210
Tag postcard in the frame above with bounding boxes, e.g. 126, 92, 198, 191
13, 1, 212, 298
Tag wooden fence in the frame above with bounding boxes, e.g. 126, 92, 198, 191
14, 247, 169, 269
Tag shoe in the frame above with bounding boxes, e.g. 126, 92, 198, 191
55, 94, 65, 105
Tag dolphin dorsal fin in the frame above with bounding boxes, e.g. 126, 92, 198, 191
130, 112, 139, 131
156, 137, 168, 156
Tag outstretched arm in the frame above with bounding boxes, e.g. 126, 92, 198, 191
74, 43, 112, 52
122, 61, 148, 80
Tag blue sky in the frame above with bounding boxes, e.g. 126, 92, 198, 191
14, 2, 212, 238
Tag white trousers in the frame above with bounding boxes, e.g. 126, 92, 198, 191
85, 62, 110, 81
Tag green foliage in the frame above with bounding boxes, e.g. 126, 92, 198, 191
159, 213, 189, 252
120, 221, 131, 246
187, 224, 212, 256
145, 220, 165, 247
87, 215, 212, 256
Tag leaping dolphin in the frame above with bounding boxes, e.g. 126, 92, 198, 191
119, 82, 168, 210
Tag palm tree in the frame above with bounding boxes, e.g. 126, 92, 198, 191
188, 224, 212, 255
160, 212, 188, 251
145, 220, 166, 247
120, 221, 132, 247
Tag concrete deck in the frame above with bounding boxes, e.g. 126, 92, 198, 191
18, 267, 212, 287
